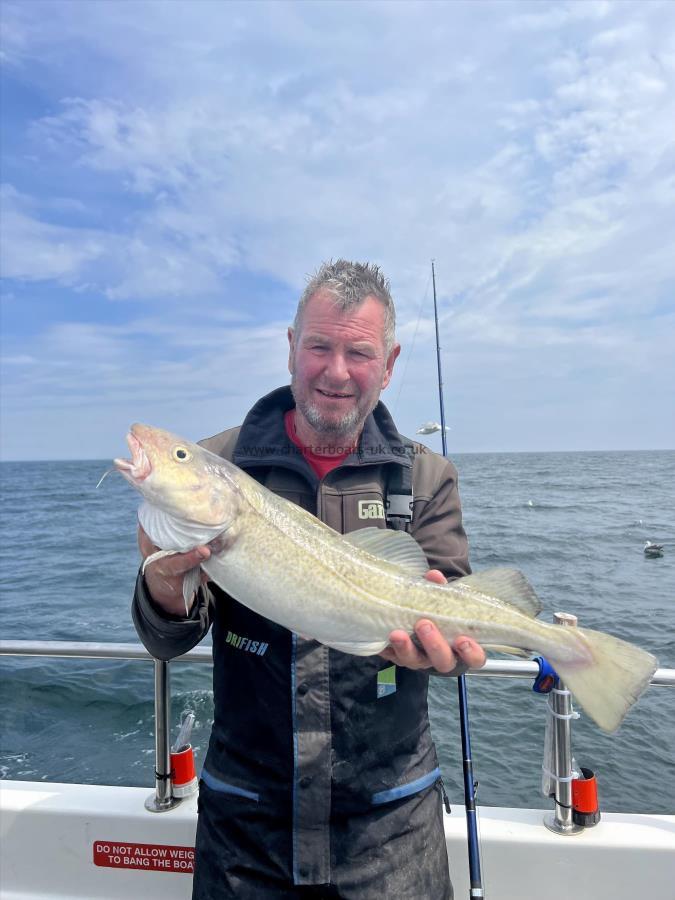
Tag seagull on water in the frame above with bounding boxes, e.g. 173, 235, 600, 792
644, 541, 664, 558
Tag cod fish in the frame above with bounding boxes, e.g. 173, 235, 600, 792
115, 423, 658, 733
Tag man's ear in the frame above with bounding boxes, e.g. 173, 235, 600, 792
381, 343, 401, 390
287, 327, 295, 374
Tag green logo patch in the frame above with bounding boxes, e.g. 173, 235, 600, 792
377, 665, 397, 698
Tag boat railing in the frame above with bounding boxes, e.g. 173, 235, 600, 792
1, 638, 674, 821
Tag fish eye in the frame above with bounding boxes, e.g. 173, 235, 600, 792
172, 445, 192, 462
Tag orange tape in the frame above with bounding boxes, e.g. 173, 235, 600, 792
170, 745, 196, 787
572, 768, 599, 814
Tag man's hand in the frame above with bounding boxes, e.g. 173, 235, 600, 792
380, 569, 487, 674
138, 525, 211, 617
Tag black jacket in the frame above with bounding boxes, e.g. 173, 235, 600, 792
132, 386, 470, 887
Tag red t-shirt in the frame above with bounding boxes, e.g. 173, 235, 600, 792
284, 409, 354, 479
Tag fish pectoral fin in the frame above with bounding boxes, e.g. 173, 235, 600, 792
344, 528, 429, 576
452, 568, 543, 618
322, 638, 391, 656
141, 551, 202, 617
182, 566, 202, 617
141, 549, 181, 575
483, 644, 532, 659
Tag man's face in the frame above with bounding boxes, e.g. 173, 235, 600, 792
288, 291, 400, 440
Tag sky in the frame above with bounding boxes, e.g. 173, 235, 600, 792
1, 0, 674, 460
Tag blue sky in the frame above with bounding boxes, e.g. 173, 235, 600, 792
1, 0, 674, 460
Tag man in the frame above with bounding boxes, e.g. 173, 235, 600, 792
133, 260, 485, 899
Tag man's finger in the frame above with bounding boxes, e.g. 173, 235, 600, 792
147, 545, 211, 577
385, 630, 430, 669
414, 620, 457, 673
138, 526, 210, 575
424, 569, 447, 585
451, 635, 486, 670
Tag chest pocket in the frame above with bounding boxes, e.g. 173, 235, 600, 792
329, 455, 415, 535
341, 487, 388, 533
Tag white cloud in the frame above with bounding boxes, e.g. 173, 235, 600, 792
0, 182, 238, 299
14, 1, 670, 317
1, 0, 674, 456
1, 314, 290, 411
510, 1, 613, 33
0, 185, 106, 281
1, 354, 37, 365
589, 22, 645, 49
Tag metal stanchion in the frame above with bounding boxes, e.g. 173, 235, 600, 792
145, 658, 181, 812
544, 613, 583, 835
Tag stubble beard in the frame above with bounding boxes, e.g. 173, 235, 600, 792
291, 373, 371, 442
302, 402, 363, 438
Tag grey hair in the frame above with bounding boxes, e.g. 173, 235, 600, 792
293, 259, 396, 352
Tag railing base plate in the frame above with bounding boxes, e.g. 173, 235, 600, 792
543, 813, 584, 835
144, 792, 182, 813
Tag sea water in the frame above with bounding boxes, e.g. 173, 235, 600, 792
1, 451, 673, 814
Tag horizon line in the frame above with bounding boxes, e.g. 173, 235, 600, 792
2, 447, 674, 464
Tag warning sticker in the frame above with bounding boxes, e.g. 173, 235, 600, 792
93, 841, 194, 874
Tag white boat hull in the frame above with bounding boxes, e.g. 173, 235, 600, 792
1, 780, 673, 899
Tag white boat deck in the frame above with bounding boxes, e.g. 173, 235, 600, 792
1, 780, 673, 900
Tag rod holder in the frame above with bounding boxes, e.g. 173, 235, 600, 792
544, 612, 584, 835
145, 658, 181, 812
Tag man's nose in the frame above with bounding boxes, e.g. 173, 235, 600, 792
324, 351, 350, 383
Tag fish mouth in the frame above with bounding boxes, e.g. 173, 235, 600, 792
114, 432, 152, 483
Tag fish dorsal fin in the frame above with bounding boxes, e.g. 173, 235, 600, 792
454, 567, 542, 618
343, 527, 429, 576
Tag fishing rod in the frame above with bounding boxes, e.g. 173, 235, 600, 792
431, 260, 484, 900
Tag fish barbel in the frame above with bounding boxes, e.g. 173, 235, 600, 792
115, 423, 658, 732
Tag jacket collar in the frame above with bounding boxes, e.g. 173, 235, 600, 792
233, 386, 411, 471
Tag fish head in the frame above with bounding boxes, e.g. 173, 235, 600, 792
114, 423, 240, 527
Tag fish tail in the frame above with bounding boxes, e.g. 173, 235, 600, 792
552, 627, 658, 733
